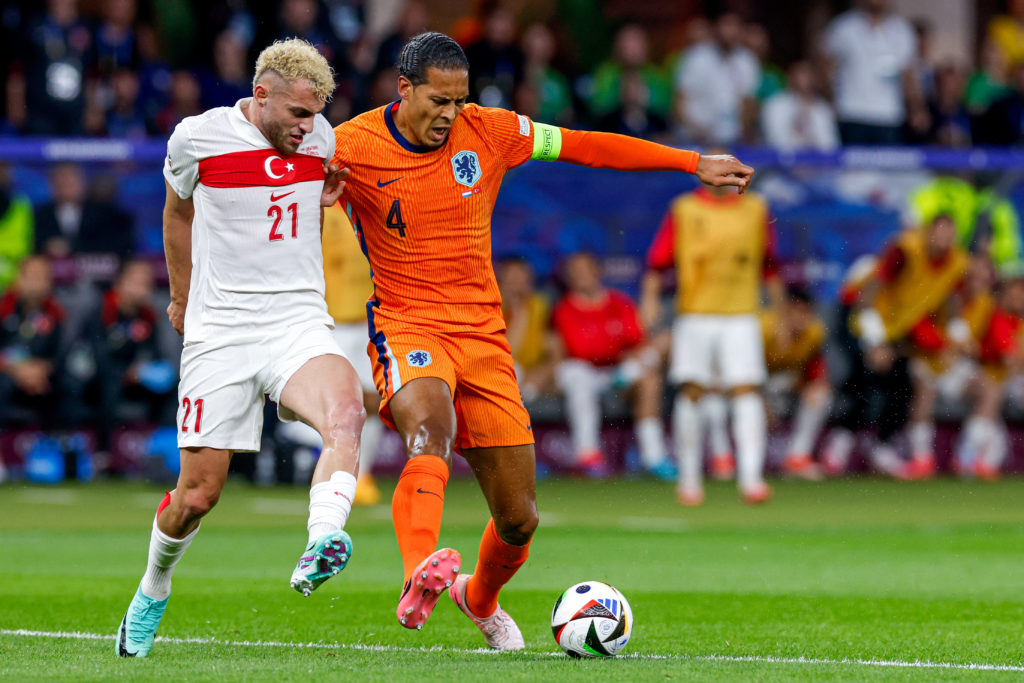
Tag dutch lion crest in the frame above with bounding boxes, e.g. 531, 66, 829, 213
451, 150, 482, 187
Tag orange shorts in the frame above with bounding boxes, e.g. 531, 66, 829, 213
366, 310, 534, 452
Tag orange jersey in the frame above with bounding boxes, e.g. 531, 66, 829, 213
332, 103, 535, 334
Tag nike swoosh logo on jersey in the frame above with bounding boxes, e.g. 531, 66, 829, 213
270, 190, 295, 201
377, 177, 403, 188
416, 488, 442, 499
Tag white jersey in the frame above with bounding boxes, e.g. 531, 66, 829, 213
163, 99, 335, 343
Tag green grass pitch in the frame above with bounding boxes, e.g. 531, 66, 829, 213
2, 476, 1024, 680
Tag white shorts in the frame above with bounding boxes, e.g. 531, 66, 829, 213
669, 314, 767, 388
176, 323, 345, 452
333, 322, 376, 394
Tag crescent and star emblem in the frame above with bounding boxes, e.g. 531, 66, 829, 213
264, 156, 296, 179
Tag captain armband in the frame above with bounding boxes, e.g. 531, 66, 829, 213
530, 122, 563, 161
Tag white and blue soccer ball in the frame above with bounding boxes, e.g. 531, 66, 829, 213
551, 581, 633, 658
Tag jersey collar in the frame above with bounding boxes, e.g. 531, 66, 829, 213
384, 101, 447, 154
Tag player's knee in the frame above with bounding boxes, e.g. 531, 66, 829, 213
181, 484, 221, 520
322, 397, 367, 447
496, 509, 539, 546
681, 383, 704, 402
404, 418, 456, 460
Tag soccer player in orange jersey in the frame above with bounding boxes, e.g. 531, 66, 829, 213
330, 32, 753, 649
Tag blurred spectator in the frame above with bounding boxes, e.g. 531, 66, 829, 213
375, 1, 430, 75
987, 0, 1024, 68
762, 285, 831, 480
95, 0, 137, 78
134, 23, 173, 131
822, 0, 918, 145
596, 71, 668, 139
77, 259, 175, 449
827, 215, 967, 479
153, 70, 202, 137
520, 23, 574, 125
642, 177, 781, 504
464, 6, 523, 109
590, 24, 671, 123
105, 68, 148, 138
966, 41, 1011, 117
498, 257, 554, 402
277, 0, 342, 65
742, 22, 784, 102
9, 0, 96, 134
34, 163, 134, 262
0, 255, 65, 428
921, 62, 971, 147
974, 61, 1024, 145
761, 60, 839, 151
909, 18, 937, 101
673, 12, 760, 145
551, 252, 672, 479
200, 31, 252, 109
0, 164, 34, 292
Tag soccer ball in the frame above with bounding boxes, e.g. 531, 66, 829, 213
550, 581, 632, 658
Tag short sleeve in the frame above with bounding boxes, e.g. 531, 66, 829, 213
163, 122, 199, 199
316, 113, 336, 162
477, 106, 535, 170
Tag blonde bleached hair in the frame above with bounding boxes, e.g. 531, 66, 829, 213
253, 38, 335, 102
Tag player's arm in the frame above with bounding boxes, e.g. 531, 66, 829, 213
640, 211, 676, 329
530, 123, 754, 192
163, 180, 194, 337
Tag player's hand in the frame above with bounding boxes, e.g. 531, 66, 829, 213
321, 163, 350, 207
695, 154, 755, 194
167, 299, 186, 337
866, 344, 896, 373
12, 360, 50, 395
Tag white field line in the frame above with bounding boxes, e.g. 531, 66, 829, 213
3, 628, 1023, 672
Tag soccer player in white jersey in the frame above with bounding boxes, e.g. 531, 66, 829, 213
116, 39, 363, 658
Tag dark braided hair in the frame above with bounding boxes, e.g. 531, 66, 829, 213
397, 32, 469, 86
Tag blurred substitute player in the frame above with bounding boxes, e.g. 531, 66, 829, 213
761, 285, 831, 479
116, 40, 363, 659
833, 214, 967, 479
279, 202, 385, 503
641, 176, 782, 506
905, 256, 994, 472
329, 32, 752, 649
958, 271, 1024, 479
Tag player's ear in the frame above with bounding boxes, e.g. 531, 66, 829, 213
253, 82, 270, 105
397, 75, 413, 101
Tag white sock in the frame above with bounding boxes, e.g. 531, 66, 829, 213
307, 470, 357, 544
701, 394, 732, 456
822, 428, 854, 472
140, 516, 199, 600
787, 396, 829, 458
673, 395, 703, 489
957, 416, 990, 469
359, 413, 383, 476
909, 421, 934, 459
983, 421, 1008, 468
732, 393, 766, 490
557, 360, 602, 455
636, 417, 667, 468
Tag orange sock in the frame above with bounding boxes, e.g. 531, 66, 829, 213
391, 455, 449, 580
465, 518, 531, 618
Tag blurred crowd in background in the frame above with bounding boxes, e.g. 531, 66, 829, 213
3, 0, 1024, 146
2, 0, 1024, 487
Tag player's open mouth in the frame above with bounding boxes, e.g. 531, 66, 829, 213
290, 134, 303, 145
429, 127, 448, 142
